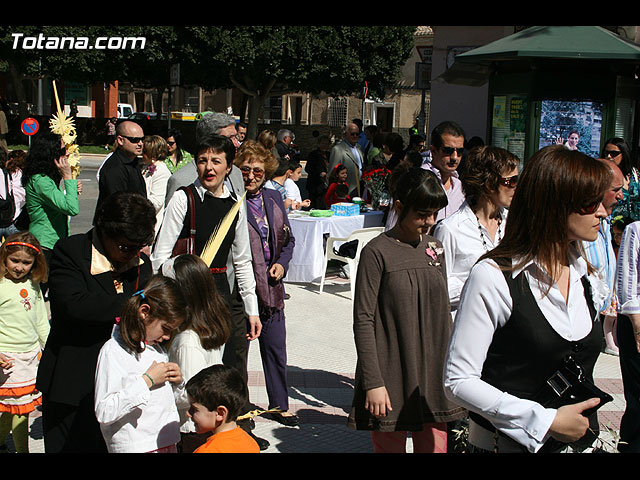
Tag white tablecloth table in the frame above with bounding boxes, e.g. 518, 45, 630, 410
284, 211, 384, 283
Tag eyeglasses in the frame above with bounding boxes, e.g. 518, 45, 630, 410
240, 166, 265, 179
604, 149, 622, 158
117, 242, 146, 254
120, 135, 144, 144
577, 200, 603, 215
166, 141, 176, 146
499, 175, 519, 188
440, 146, 465, 156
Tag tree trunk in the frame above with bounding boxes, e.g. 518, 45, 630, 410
154, 87, 165, 114
8, 63, 29, 121
246, 93, 266, 142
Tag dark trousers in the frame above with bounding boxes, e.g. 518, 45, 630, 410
41, 395, 107, 453
251, 309, 289, 411
617, 314, 640, 452
222, 285, 249, 383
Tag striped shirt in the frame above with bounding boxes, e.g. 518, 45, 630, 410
582, 216, 617, 315
616, 220, 640, 315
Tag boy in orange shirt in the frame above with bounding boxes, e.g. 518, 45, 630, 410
186, 365, 260, 453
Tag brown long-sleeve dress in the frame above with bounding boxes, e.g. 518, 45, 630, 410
347, 232, 465, 432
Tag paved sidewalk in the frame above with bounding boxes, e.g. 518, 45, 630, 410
17, 259, 626, 454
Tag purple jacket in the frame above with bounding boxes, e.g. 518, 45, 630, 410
246, 188, 295, 316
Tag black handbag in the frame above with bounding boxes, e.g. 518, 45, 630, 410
532, 355, 613, 416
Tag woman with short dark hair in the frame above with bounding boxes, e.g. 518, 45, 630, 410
36, 191, 156, 453
434, 146, 519, 317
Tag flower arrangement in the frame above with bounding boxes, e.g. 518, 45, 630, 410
425, 241, 443, 266
49, 80, 81, 179
361, 167, 391, 209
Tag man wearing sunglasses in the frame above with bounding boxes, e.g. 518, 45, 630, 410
94, 120, 147, 218
423, 120, 467, 222
582, 158, 625, 357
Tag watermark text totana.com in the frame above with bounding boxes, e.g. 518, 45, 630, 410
11, 33, 146, 50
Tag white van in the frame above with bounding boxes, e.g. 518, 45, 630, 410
117, 103, 134, 118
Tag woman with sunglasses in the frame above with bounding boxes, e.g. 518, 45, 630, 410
36, 191, 156, 452
164, 128, 193, 175
433, 146, 519, 319
233, 140, 298, 427
603, 137, 640, 221
444, 145, 611, 453
22, 132, 81, 298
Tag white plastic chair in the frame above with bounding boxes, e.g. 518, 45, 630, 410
318, 226, 385, 299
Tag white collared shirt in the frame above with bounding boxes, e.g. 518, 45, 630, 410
443, 249, 597, 453
433, 201, 507, 310
94, 325, 184, 453
151, 179, 259, 316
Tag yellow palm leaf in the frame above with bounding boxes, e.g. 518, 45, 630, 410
49, 81, 81, 179
199, 191, 247, 267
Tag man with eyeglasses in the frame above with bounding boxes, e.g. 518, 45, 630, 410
422, 120, 467, 222
329, 122, 365, 198
94, 120, 147, 220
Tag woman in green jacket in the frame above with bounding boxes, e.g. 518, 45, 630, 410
22, 133, 81, 297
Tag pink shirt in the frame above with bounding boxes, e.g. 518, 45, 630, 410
421, 162, 465, 222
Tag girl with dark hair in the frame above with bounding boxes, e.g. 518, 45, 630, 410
22, 133, 81, 296
604, 137, 640, 221
164, 128, 193, 174
0, 232, 49, 453
347, 168, 466, 453
444, 145, 612, 453
94, 274, 187, 453
434, 146, 519, 317
36, 191, 155, 453
324, 163, 350, 207
164, 254, 231, 452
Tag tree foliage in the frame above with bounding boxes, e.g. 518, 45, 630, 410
1, 25, 417, 133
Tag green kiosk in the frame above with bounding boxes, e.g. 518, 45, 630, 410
443, 26, 640, 167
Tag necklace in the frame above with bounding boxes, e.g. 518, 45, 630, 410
475, 212, 502, 251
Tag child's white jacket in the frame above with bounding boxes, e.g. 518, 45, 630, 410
94, 325, 184, 453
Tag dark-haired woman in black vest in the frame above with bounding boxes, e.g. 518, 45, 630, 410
151, 134, 261, 341
444, 145, 612, 453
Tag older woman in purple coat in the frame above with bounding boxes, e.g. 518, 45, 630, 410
234, 140, 298, 427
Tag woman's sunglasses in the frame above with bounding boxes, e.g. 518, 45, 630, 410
604, 149, 622, 158
577, 200, 603, 215
499, 175, 518, 188
240, 166, 265, 180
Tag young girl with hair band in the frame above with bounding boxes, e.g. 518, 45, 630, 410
324, 163, 350, 207
162, 254, 232, 453
347, 168, 466, 453
94, 274, 188, 453
0, 232, 49, 453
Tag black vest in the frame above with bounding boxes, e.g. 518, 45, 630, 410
470, 258, 603, 444
178, 184, 238, 269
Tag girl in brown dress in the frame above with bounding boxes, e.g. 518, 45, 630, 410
348, 168, 466, 453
